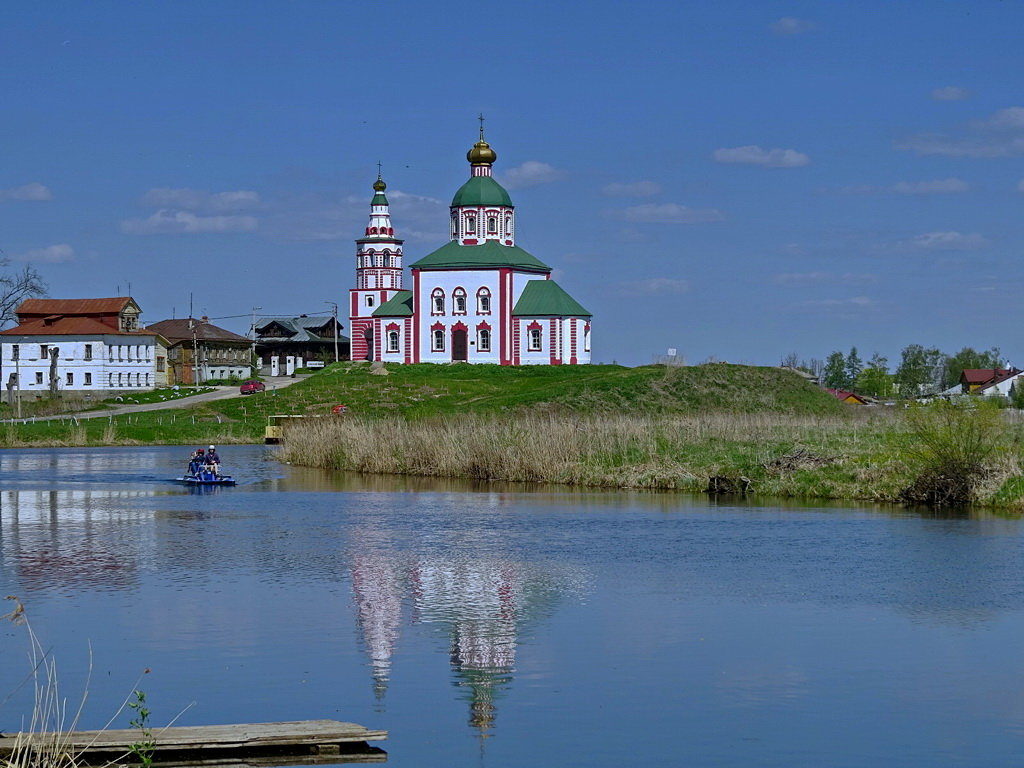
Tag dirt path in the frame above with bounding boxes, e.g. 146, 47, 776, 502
11, 375, 310, 423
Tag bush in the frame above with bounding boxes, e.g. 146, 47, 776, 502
898, 399, 1010, 506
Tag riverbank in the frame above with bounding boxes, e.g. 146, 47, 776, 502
0, 362, 840, 447
278, 407, 1024, 507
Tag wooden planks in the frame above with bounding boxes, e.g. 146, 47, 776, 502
0, 720, 388, 765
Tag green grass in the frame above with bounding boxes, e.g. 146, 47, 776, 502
0, 362, 841, 447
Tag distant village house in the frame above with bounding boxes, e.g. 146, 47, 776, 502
0, 297, 168, 400
254, 316, 348, 375
147, 317, 253, 385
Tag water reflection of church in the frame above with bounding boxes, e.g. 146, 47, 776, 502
351, 537, 578, 732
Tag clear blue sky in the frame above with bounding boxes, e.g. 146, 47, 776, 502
1, 1, 1022, 367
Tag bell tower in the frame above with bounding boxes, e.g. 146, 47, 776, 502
349, 170, 404, 361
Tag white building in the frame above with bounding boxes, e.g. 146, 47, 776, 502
0, 297, 168, 400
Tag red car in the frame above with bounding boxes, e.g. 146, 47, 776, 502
240, 380, 266, 395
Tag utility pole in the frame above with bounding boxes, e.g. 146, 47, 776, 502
325, 301, 339, 363
250, 305, 262, 376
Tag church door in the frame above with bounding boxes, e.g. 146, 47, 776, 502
452, 328, 468, 362
363, 329, 374, 361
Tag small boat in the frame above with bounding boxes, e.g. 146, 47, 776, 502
175, 467, 237, 486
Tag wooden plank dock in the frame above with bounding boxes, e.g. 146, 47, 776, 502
0, 719, 388, 766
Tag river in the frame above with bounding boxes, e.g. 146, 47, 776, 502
1, 445, 1024, 767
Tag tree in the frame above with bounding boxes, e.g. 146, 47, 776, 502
895, 344, 945, 397
823, 350, 849, 389
845, 346, 863, 389
944, 346, 1006, 389
1010, 381, 1024, 410
0, 257, 46, 328
856, 352, 893, 398
780, 351, 799, 369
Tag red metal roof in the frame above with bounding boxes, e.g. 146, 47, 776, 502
825, 388, 868, 403
17, 297, 135, 317
147, 318, 251, 345
0, 317, 157, 337
960, 368, 1022, 387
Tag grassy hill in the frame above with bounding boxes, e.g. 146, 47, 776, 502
220, 362, 843, 421
0, 362, 841, 447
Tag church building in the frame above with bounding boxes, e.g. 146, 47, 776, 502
348, 129, 592, 365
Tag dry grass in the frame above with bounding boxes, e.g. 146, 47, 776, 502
280, 410, 899, 494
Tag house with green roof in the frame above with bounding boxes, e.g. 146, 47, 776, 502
350, 126, 591, 365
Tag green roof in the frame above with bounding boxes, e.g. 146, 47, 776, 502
371, 192, 388, 206
372, 290, 414, 317
409, 240, 550, 271
512, 279, 591, 318
451, 176, 513, 207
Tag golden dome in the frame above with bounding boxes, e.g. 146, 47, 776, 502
373, 176, 387, 192
467, 139, 497, 166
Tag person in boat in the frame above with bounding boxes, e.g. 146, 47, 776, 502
206, 445, 221, 475
188, 447, 205, 475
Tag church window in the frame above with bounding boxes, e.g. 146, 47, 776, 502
528, 328, 543, 352
453, 288, 467, 315
487, 216, 497, 233
466, 215, 476, 233
584, 326, 591, 352
40, 344, 48, 359
366, 296, 375, 307
432, 288, 445, 315
505, 216, 512, 233
387, 331, 400, 353
66, 372, 73, 386
478, 329, 491, 352
84, 344, 93, 361
35, 372, 43, 385
84, 372, 92, 386
432, 329, 444, 351
477, 288, 491, 314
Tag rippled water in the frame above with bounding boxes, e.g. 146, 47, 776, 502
2, 445, 1024, 767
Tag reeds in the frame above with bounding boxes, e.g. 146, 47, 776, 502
279, 410, 896, 493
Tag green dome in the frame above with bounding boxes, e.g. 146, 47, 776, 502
451, 176, 513, 208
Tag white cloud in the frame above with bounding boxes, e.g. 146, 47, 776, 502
12, 243, 74, 263
0, 182, 53, 201
770, 17, 816, 35
713, 145, 810, 168
140, 187, 261, 211
836, 178, 969, 194
901, 106, 1024, 157
932, 86, 970, 101
773, 272, 877, 286
501, 161, 565, 190
910, 231, 990, 251
602, 181, 661, 197
975, 106, 1024, 130
804, 296, 877, 308
209, 190, 261, 211
617, 203, 725, 224
121, 210, 258, 235
624, 278, 690, 295
892, 178, 969, 194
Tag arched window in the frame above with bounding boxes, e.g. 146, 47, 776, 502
529, 328, 543, 352
453, 287, 467, 315
366, 295, 375, 307
466, 214, 476, 233
487, 216, 497, 233
505, 215, 512, 234
432, 329, 444, 351
451, 212, 458, 238
431, 288, 445, 314
387, 330, 400, 353
477, 287, 491, 314
584, 326, 591, 352
478, 328, 491, 352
